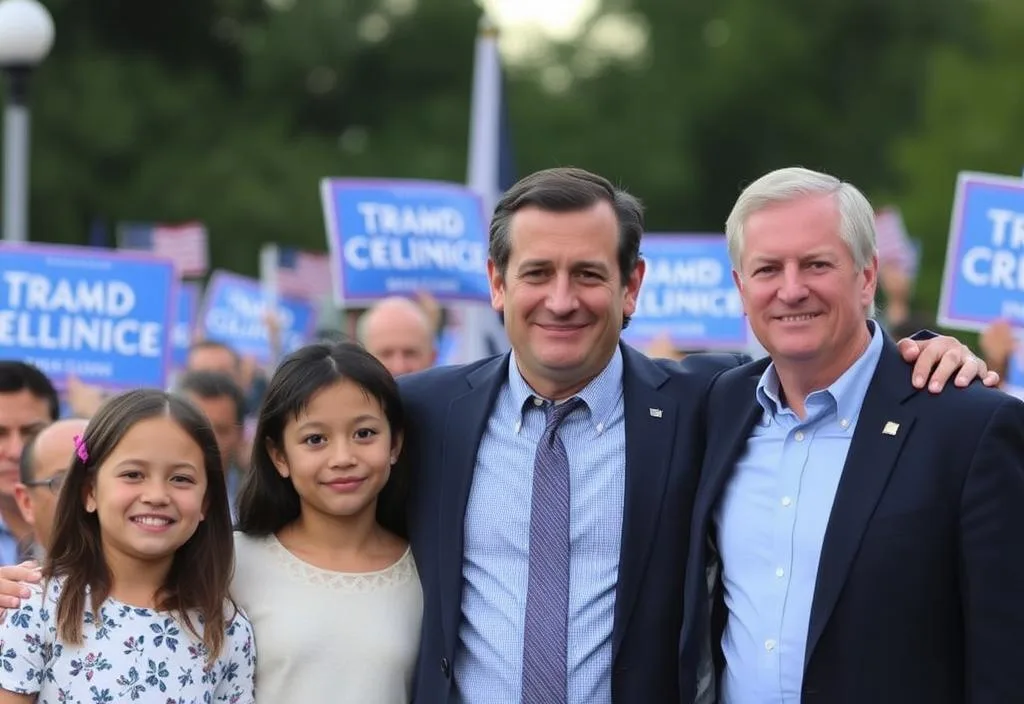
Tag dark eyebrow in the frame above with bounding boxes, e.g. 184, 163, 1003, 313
114, 459, 199, 472
516, 259, 552, 271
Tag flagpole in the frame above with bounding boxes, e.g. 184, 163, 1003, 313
456, 14, 509, 363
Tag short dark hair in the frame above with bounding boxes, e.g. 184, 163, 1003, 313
174, 370, 246, 425
187, 340, 241, 369
0, 361, 59, 421
236, 341, 409, 538
488, 167, 644, 327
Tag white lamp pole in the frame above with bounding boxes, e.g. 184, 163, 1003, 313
0, 0, 54, 244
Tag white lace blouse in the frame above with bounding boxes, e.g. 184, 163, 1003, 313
231, 532, 422, 704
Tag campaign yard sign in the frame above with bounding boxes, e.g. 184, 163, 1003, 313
197, 270, 316, 365
320, 178, 491, 305
938, 172, 1024, 331
624, 234, 746, 350
0, 243, 175, 389
171, 281, 201, 369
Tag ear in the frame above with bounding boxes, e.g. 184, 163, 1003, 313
83, 478, 97, 514
266, 437, 290, 479
12, 484, 35, 526
861, 254, 879, 311
390, 431, 404, 465
487, 258, 506, 314
621, 258, 646, 319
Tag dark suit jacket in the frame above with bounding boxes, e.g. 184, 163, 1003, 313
399, 343, 746, 704
679, 335, 1024, 704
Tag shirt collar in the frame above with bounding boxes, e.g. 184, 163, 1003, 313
755, 319, 884, 423
508, 346, 624, 430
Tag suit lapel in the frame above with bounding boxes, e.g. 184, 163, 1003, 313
695, 370, 764, 540
804, 339, 917, 666
612, 347, 679, 659
437, 355, 508, 657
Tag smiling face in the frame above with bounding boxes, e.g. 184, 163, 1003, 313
488, 202, 644, 399
268, 379, 401, 524
734, 192, 877, 383
86, 415, 208, 575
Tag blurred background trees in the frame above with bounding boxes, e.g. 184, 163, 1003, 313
11, 0, 1024, 321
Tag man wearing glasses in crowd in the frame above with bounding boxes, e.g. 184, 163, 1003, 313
13, 418, 89, 559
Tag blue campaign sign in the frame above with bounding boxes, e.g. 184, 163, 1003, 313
623, 234, 746, 351
320, 178, 491, 305
197, 271, 316, 364
0, 243, 175, 389
938, 172, 1024, 331
171, 281, 201, 369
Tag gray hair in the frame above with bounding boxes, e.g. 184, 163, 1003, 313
725, 166, 877, 314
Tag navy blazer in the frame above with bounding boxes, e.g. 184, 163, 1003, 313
399, 343, 746, 704
679, 335, 1024, 704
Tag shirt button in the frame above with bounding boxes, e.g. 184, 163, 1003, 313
775, 567, 785, 578
794, 431, 805, 442
840, 418, 850, 429
596, 422, 604, 433
533, 397, 544, 407
781, 496, 792, 507
765, 639, 776, 652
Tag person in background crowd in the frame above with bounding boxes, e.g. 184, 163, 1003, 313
12, 418, 89, 559
980, 318, 1017, 385
174, 370, 248, 512
680, 166, 1024, 703
357, 296, 439, 377
398, 166, 994, 704
0, 362, 59, 565
186, 339, 266, 475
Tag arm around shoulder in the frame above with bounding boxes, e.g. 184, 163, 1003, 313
960, 395, 1024, 701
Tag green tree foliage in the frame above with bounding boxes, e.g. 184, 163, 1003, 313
10, 0, 1010, 325
887, 0, 1024, 319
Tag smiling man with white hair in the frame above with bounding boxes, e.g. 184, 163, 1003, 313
681, 166, 1024, 704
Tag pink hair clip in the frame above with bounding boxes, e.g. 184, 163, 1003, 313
72, 434, 89, 463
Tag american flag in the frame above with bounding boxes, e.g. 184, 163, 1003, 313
274, 246, 333, 301
117, 222, 209, 278
874, 207, 919, 278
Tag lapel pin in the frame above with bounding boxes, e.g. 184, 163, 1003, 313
882, 421, 899, 436
649, 408, 663, 418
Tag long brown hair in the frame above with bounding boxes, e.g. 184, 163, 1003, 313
45, 389, 236, 662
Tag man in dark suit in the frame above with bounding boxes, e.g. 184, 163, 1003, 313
680, 167, 1024, 704
398, 167, 995, 704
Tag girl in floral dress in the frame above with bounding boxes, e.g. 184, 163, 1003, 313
0, 389, 255, 704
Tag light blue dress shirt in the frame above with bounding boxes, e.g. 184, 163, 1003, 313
715, 322, 884, 703
455, 348, 626, 704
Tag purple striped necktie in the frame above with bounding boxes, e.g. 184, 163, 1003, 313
521, 396, 584, 704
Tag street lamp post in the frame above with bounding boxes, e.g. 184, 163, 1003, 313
0, 0, 54, 244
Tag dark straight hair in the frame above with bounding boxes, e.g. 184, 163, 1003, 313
0, 361, 59, 421
487, 166, 645, 328
45, 389, 235, 662
236, 341, 409, 538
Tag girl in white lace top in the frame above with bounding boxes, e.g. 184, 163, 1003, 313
232, 342, 422, 704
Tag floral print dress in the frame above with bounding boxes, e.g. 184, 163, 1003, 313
0, 579, 256, 703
